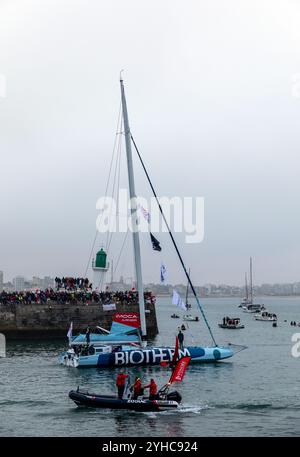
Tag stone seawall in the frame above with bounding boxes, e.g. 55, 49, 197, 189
0, 301, 158, 340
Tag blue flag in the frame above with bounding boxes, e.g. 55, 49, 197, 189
160, 263, 167, 283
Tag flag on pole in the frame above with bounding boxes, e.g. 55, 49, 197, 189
160, 263, 167, 283
138, 204, 151, 223
67, 322, 73, 341
172, 289, 187, 311
150, 233, 162, 251
168, 356, 191, 384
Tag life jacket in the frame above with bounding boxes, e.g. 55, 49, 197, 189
133, 379, 142, 394
149, 381, 157, 396
116, 373, 128, 386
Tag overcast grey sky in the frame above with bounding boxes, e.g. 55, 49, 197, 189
1, 0, 300, 285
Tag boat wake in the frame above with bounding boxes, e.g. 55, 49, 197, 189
178, 404, 209, 414
0, 399, 53, 407
210, 402, 300, 411
140, 403, 209, 417
213, 402, 272, 410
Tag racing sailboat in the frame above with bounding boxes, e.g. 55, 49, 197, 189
61, 77, 245, 368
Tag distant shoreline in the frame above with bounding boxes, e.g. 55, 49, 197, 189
155, 294, 300, 299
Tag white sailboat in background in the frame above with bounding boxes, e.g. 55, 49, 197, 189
239, 272, 251, 307
242, 257, 265, 313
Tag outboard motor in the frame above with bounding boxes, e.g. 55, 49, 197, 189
166, 390, 182, 403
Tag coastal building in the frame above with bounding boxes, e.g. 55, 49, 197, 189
13, 276, 25, 292
107, 276, 127, 292
32, 276, 43, 288
3, 281, 13, 292
26, 276, 54, 290
293, 283, 300, 294
42, 276, 54, 289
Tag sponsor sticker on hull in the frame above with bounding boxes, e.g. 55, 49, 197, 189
111, 348, 191, 366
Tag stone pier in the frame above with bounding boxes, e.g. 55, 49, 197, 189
0, 301, 158, 340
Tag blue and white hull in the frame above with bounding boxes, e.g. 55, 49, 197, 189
60, 345, 234, 368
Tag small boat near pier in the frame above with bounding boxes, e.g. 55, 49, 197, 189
183, 315, 199, 322
219, 317, 244, 329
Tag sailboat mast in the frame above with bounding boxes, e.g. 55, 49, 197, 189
245, 272, 248, 301
249, 257, 253, 304
185, 268, 190, 305
120, 78, 147, 337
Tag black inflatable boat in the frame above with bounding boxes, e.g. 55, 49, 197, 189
69, 388, 181, 412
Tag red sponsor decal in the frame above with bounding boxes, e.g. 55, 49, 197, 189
113, 312, 141, 328
169, 356, 191, 384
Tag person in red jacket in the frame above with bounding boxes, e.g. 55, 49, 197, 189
131, 377, 143, 399
116, 370, 128, 399
143, 379, 158, 400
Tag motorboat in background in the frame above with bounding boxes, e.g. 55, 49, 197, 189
254, 311, 277, 322
219, 317, 244, 329
243, 304, 265, 314
183, 315, 199, 322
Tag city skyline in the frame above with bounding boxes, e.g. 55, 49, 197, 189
1, 271, 300, 296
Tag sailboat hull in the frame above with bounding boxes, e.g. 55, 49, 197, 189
62, 345, 234, 368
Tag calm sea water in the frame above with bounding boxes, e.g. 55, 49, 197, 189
1, 296, 300, 437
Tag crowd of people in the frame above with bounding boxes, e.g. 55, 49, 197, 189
55, 277, 92, 291
0, 288, 155, 306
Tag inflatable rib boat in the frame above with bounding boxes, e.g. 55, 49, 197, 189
69, 388, 181, 412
